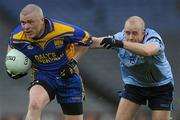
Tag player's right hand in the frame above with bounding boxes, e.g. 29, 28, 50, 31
59, 59, 77, 79
100, 38, 124, 49
6, 70, 27, 79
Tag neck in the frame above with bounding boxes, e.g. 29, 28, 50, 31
33, 23, 45, 40
38, 23, 45, 37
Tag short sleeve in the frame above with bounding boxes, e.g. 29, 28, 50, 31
146, 37, 164, 51
65, 26, 93, 46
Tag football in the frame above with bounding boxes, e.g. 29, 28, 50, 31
5, 49, 32, 74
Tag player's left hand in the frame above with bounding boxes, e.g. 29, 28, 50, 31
59, 59, 78, 79
100, 38, 124, 49
7, 70, 28, 79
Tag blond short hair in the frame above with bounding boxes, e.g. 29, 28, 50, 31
20, 4, 43, 17
124, 16, 145, 30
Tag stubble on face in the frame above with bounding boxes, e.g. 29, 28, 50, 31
19, 4, 44, 38
124, 16, 145, 42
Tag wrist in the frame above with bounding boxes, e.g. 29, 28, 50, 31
68, 58, 78, 68
7, 70, 27, 79
113, 39, 124, 48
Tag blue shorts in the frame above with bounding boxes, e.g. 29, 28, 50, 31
29, 70, 85, 104
119, 83, 174, 110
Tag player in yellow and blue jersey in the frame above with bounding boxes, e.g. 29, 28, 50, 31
7, 4, 92, 120
92, 16, 174, 120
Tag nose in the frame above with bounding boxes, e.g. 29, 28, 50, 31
129, 34, 133, 40
24, 23, 30, 30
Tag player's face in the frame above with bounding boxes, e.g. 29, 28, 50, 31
124, 24, 145, 42
20, 12, 44, 38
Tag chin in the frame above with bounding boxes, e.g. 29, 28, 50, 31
26, 34, 35, 38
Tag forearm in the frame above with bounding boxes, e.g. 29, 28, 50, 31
73, 46, 89, 61
123, 41, 159, 56
7, 45, 12, 52
90, 37, 106, 48
59, 45, 88, 79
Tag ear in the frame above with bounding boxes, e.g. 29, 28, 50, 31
142, 30, 146, 36
41, 17, 45, 22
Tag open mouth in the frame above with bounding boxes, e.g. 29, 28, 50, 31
25, 31, 31, 34
25, 31, 33, 36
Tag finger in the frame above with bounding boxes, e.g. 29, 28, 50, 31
60, 69, 65, 76
100, 41, 105, 45
103, 43, 110, 48
106, 45, 112, 49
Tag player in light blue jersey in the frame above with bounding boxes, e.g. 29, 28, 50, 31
92, 16, 174, 120
7, 4, 93, 120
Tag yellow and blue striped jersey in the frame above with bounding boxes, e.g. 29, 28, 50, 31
9, 18, 92, 71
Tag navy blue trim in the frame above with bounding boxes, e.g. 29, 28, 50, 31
146, 36, 161, 42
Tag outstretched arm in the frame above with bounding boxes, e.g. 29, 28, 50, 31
90, 37, 106, 48
123, 41, 160, 56
100, 37, 160, 56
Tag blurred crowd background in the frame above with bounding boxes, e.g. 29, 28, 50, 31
0, 0, 180, 120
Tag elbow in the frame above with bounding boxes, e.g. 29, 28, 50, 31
143, 52, 153, 56
142, 47, 159, 56
142, 49, 155, 56
89, 43, 97, 48
142, 44, 160, 56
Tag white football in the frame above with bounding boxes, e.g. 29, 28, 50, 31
5, 49, 32, 74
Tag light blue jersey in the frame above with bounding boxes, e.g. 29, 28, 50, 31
112, 28, 174, 87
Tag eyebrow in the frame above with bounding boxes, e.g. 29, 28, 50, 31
20, 19, 34, 22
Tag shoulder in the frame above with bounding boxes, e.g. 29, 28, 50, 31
10, 25, 23, 36
145, 28, 162, 39
50, 18, 83, 32
144, 28, 163, 42
10, 25, 26, 40
112, 31, 124, 40
144, 28, 165, 50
